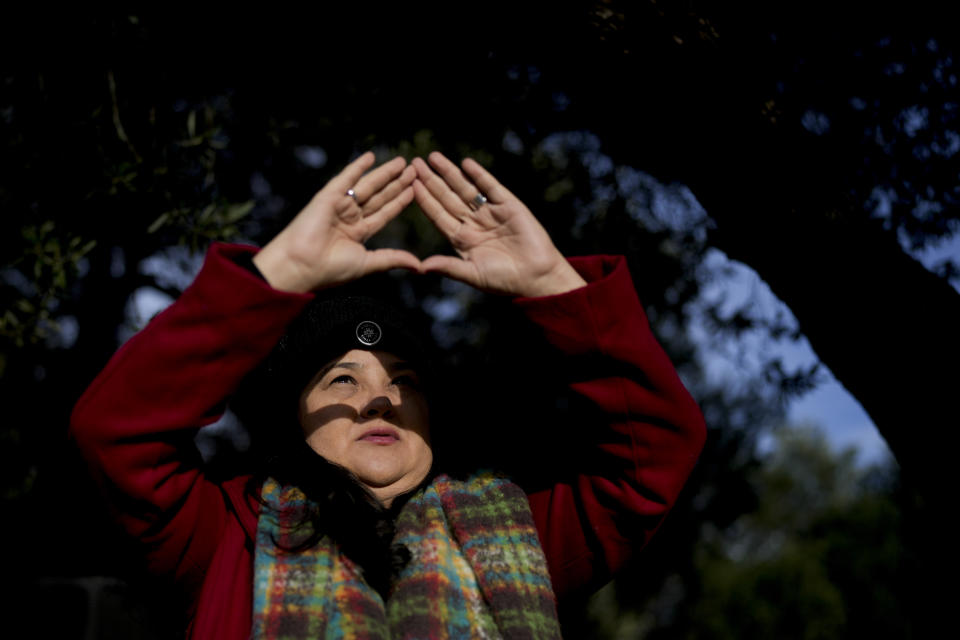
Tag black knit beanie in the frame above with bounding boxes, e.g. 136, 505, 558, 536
266, 291, 435, 408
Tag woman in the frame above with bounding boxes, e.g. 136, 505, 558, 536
71, 151, 706, 638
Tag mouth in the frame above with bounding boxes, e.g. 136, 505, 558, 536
358, 427, 400, 445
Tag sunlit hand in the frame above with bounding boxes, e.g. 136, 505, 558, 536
412, 152, 586, 297
253, 152, 418, 293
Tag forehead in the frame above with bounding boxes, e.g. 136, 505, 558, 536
329, 349, 409, 368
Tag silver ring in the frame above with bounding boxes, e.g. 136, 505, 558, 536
346, 188, 358, 202
469, 193, 487, 211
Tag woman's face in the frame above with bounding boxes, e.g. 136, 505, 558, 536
299, 349, 431, 506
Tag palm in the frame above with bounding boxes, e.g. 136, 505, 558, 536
445, 202, 563, 293
413, 153, 585, 297
254, 153, 418, 293
320, 213, 394, 283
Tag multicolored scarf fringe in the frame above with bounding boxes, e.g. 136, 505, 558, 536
252, 471, 562, 639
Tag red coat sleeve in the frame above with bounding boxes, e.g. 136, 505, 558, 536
69, 243, 312, 599
515, 255, 706, 602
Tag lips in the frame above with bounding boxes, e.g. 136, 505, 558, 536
358, 427, 400, 444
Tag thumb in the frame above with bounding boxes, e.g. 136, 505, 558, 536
420, 255, 481, 287
362, 249, 422, 275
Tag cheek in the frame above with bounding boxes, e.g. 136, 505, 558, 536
409, 399, 431, 441
302, 421, 353, 464
406, 387, 429, 418
408, 430, 433, 471
299, 387, 356, 437
299, 397, 353, 456
412, 416, 433, 473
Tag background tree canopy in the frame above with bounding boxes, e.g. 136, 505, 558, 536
2, 4, 955, 637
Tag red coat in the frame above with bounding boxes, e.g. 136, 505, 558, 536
70, 243, 705, 640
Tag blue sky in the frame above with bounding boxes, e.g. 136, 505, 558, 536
685, 247, 891, 465
703, 228, 960, 467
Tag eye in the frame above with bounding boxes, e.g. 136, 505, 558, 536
330, 374, 356, 385
392, 374, 420, 388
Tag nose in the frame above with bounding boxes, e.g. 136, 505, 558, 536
362, 394, 395, 419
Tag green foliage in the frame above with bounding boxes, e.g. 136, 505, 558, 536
1, 221, 95, 350
693, 549, 847, 640
147, 199, 255, 253
587, 426, 910, 639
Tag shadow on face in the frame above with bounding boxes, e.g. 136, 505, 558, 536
296, 349, 432, 505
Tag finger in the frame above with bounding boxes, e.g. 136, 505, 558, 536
413, 179, 461, 239
420, 254, 480, 287
412, 156, 471, 221
362, 248, 421, 275
363, 185, 415, 237
362, 165, 416, 214
460, 157, 514, 204
426, 151, 487, 208
351, 156, 408, 203
327, 151, 377, 194
334, 159, 410, 219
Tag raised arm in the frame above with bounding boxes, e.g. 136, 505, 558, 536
70, 244, 313, 588
412, 152, 706, 601
70, 154, 417, 595
515, 255, 706, 601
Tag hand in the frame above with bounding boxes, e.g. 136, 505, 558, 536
253, 152, 418, 293
412, 152, 586, 297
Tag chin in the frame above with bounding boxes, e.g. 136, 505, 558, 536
354, 469, 403, 489
356, 462, 430, 492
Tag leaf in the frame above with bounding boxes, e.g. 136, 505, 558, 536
15, 299, 35, 313
198, 203, 216, 223
147, 212, 170, 233
224, 200, 254, 222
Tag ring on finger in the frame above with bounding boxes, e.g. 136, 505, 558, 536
346, 188, 359, 202
468, 192, 488, 211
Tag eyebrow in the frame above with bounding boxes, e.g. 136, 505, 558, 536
313, 361, 359, 382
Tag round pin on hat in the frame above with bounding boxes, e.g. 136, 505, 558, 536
355, 320, 382, 346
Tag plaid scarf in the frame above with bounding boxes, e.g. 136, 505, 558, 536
252, 472, 562, 639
